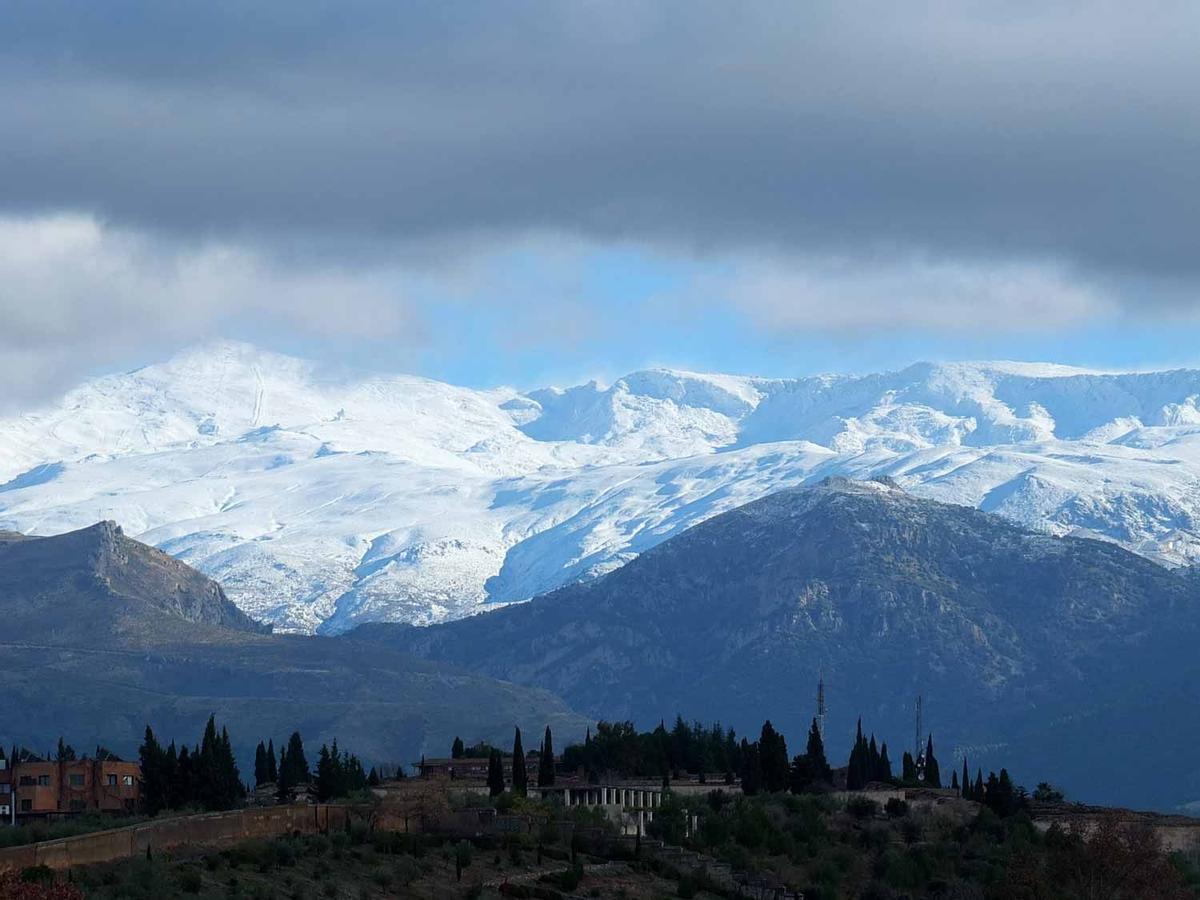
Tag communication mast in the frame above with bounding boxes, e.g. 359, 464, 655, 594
816, 675, 826, 741
914, 694, 923, 758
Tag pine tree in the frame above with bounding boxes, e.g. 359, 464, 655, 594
538, 727, 555, 787
512, 727, 527, 797
367, 767, 380, 788
487, 748, 505, 797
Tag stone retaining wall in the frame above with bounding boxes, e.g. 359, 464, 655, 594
0, 804, 353, 871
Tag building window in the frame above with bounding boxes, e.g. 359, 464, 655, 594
37, 775, 51, 786
20, 800, 32, 812
19, 776, 35, 786
122, 775, 134, 787
69, 774, 85, 787
107, 774, 118, 787
69, 799, 86, 811
0, 783, 10, 794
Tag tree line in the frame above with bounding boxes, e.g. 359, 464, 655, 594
139, 717, 388, 815
542, 714, 1033, 817
139, 717, 242, 814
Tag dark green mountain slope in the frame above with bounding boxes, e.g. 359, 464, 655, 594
358, 478, 1200, 809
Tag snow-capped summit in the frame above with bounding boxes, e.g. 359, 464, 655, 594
2, 341, 1200, 633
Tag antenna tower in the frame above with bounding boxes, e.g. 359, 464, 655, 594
816, 675, 826, 740
914, 694, 923, 757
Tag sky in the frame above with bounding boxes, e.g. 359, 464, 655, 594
2, 1, 1200, 406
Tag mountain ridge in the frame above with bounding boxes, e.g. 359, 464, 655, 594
363, 477, 1200, 809
2, 340, 1200, 632
0, 516, 587, 769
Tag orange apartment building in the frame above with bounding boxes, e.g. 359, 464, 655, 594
0, 754, 140, 824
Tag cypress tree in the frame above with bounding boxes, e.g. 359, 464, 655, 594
805, 718, 830, 783
759, 721, 789, 793
451, 736, 465, 759
218, 726, 241, 809
924, 735, 941, 788
266, 739, 278, 784
973, 769, 985, 803
512, 727, 527, 796
951, 771, 959, 791
278, 731, 309, 801
847, 720, 870, 790
176, 745, 195, 809
197, 716, 220, 809
868, 735, 880, 783
901, 751, 916, 784
254, 742, 267, 787
962, 758, 970, 798
285, 732, 309, 784
538, 727, 555, 787
163, 742, 178, 808
139, 726, 166, 816
367, 767, 380, 788
878, 742, 893, 782
991, 768, 1018, 818
487, 748, 505, 797
316, 744, 336, 802
740, 741, 763, 795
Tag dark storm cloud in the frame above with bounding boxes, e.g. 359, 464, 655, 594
2, 0, 1198, 278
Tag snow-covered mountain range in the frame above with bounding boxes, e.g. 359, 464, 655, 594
2, 341, 1199, 633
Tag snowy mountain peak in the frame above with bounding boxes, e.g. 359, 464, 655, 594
3, 341, 1200, 633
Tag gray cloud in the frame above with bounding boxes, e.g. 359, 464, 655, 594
1, 1, 1199, 408
2, 1, 1198, 279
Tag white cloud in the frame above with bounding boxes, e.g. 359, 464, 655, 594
0, 213, 415, 406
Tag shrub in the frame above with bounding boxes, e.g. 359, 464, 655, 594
176, 865, 204, 894
385, 855, 415, 887
885, 798, 909, 818
20, 866, 55, 885
676, 874, 699, 897
847, 797, 879, 820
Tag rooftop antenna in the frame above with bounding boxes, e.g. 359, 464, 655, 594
816, 674, 826, 741
914, 694, 923, 758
